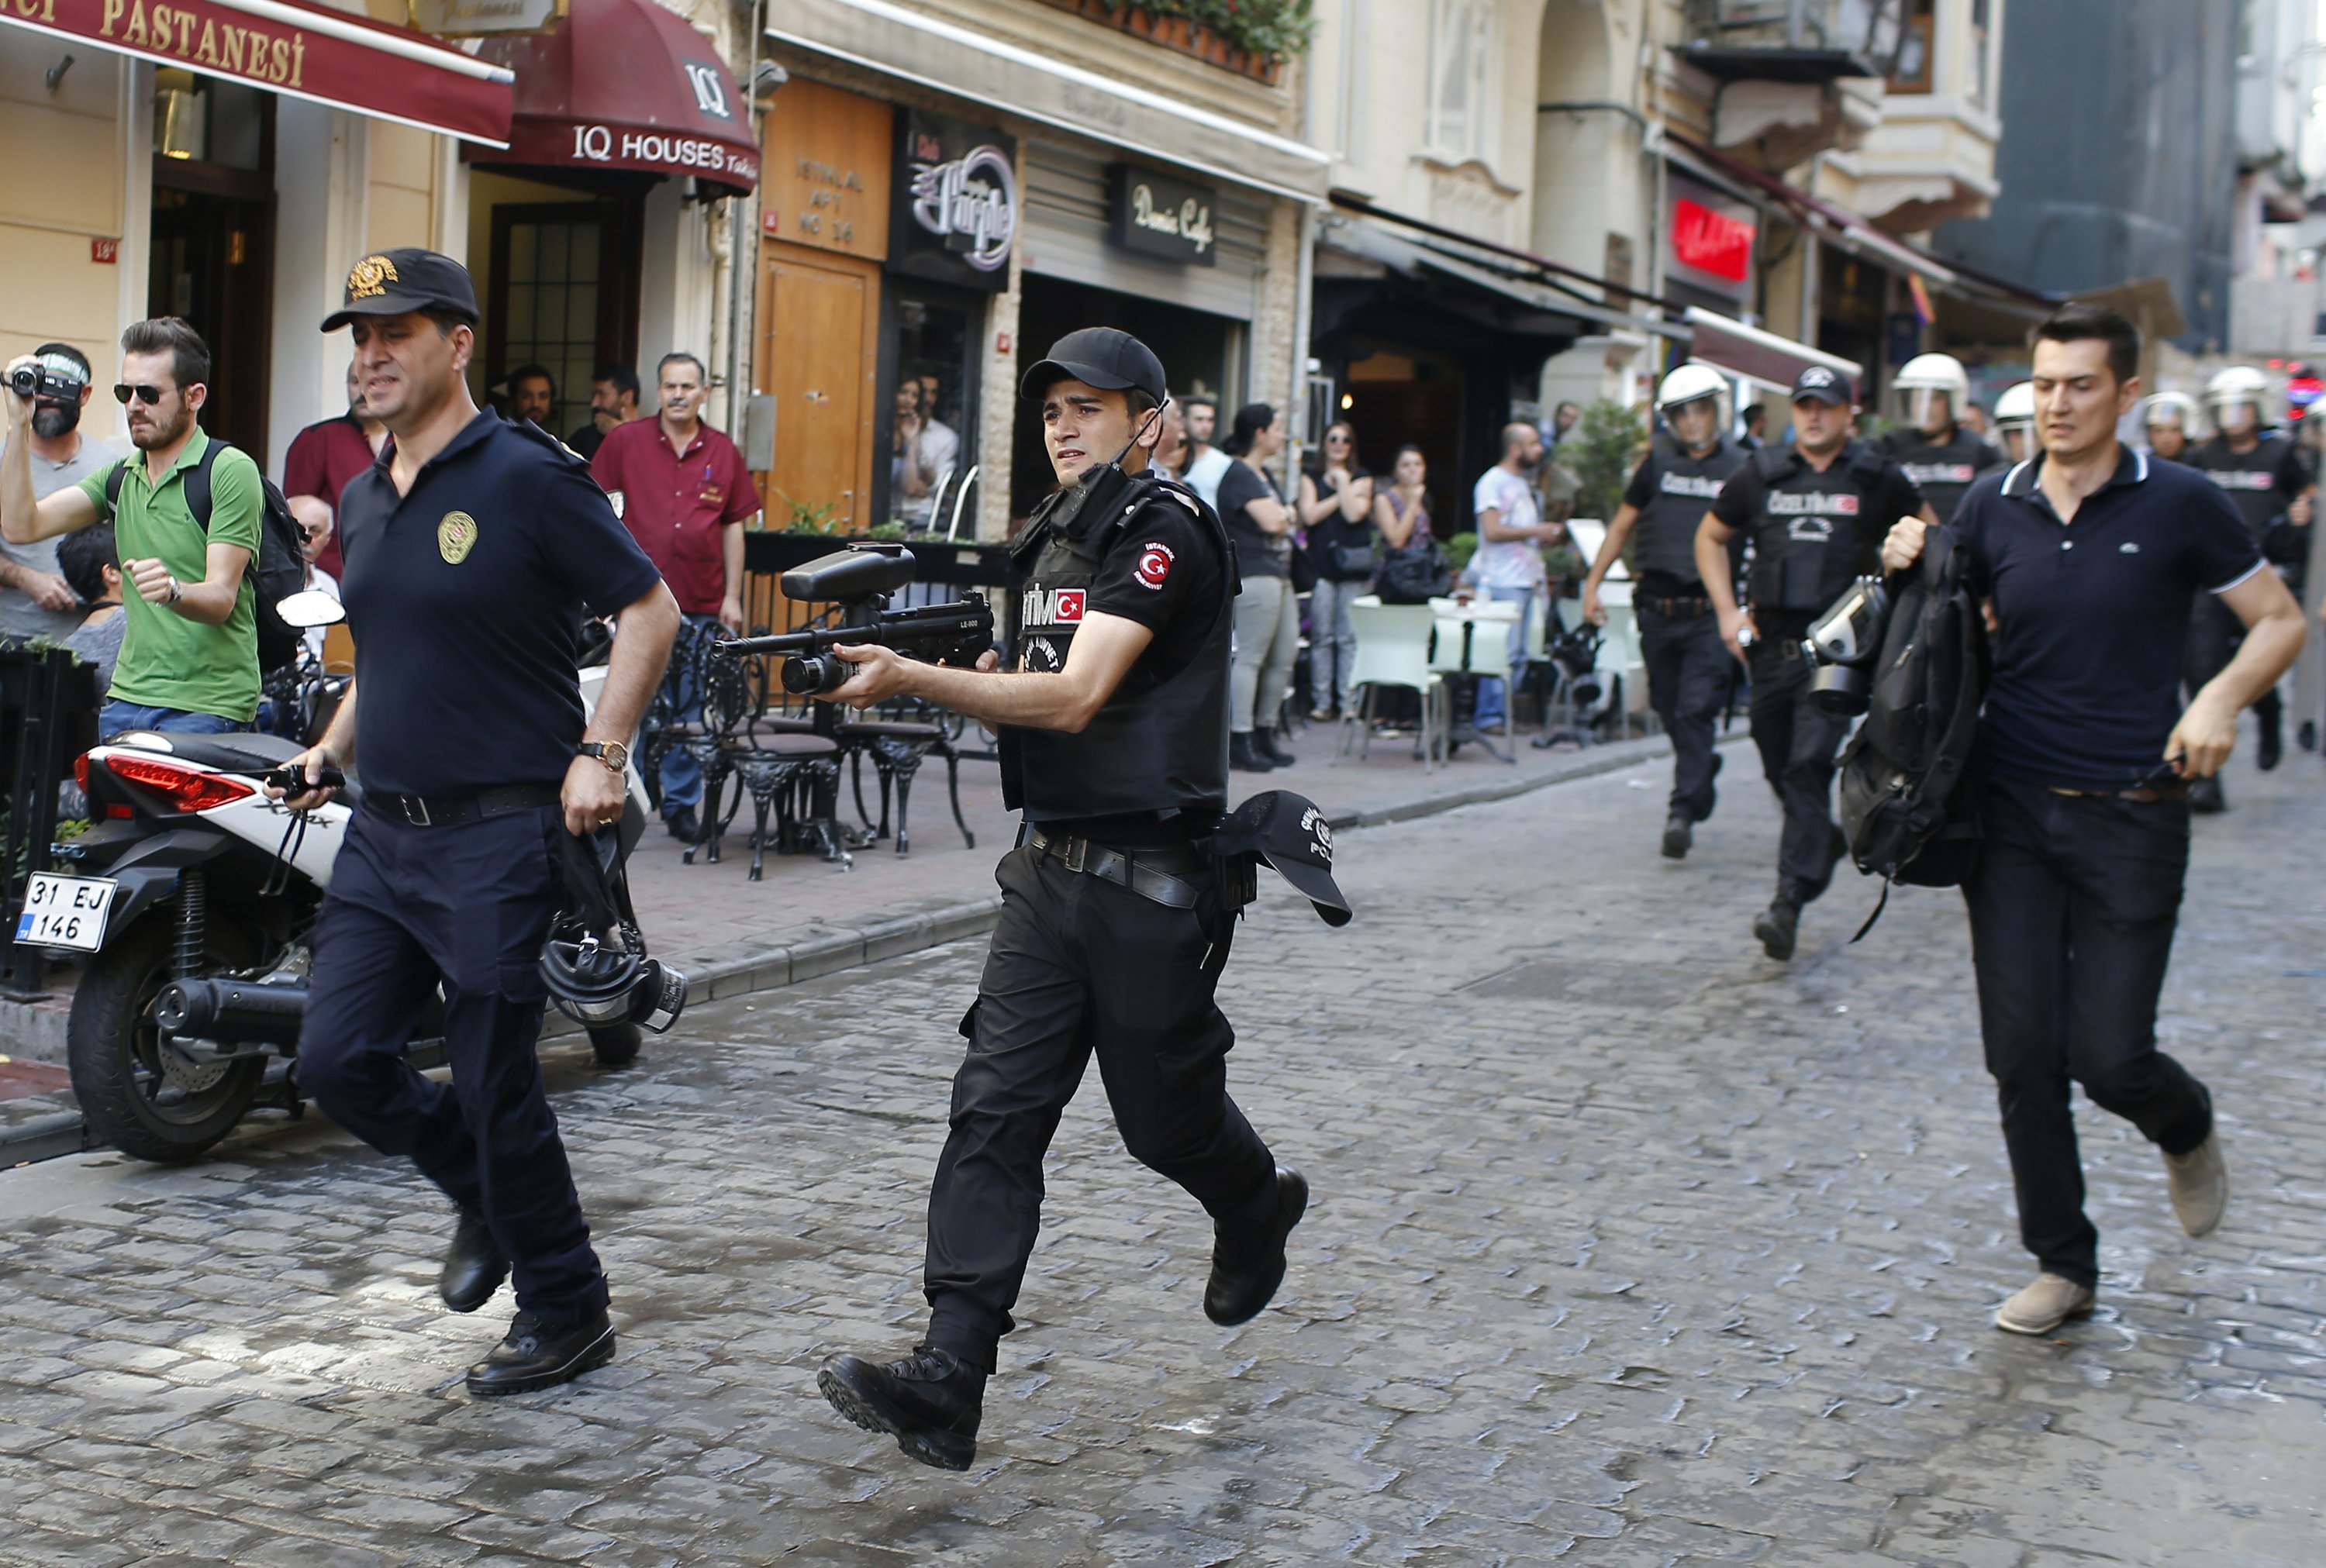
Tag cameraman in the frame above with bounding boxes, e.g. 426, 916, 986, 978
809, 329, 1303, 1472
1881, 305, 2304, 1337
0, 343, 124, 643
2, 319, 263, 736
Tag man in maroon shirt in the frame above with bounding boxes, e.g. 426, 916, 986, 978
284, 362, 388, 578
591, 351, 760, 839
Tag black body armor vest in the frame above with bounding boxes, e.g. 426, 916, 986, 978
1634, 433, 1744, 583
999, 466, 1236, 823
1879, 425, 2000, 523
2190, 433, 2297, 544
1745, 440, 1893, 613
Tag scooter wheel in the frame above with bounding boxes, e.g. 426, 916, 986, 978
587, 1023, 642, 1069
68, 920, 264, 1163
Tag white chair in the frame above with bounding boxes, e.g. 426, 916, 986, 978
1338, 598, 1447, 770
1596, 582, 1649, 739
1430, 611, 1518, 762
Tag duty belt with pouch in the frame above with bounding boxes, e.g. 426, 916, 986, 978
1022, 823, 1207, 909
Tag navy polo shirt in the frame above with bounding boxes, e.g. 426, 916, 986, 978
1956, 445, 2264, 791
337, 411, 663, 799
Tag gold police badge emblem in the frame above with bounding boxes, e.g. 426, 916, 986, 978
437, 511, 478, 564
347, 254, 399, 300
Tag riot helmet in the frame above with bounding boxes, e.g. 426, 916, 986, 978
2204, 367, 2270, 439
1655, 363, 1731, 453
1890, 353, 1970, 436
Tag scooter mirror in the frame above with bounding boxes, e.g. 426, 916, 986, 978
275, 589, 347, 629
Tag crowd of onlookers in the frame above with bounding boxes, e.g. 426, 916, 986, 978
1151, 391, 1592, 770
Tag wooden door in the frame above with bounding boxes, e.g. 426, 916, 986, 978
756, 243, 880, 533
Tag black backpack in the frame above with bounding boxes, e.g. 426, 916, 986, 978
1835, 522, 1990, 936
108, 439, 307, 674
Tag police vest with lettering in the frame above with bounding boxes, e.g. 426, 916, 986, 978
1634, 433, 1747, 583
2190, 432, 2300, 545
1000, 467, 1235, 822
1879, 425, 2002, 524
1745, 440, 1896, 614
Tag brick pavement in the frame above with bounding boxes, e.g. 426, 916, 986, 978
0, 741, 2320, 1564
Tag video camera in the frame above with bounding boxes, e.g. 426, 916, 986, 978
8, 353, 89, 403
1801, 575, 1892, 716
720, 542, 994, 696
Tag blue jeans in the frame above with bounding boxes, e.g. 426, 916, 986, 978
100, 700, 242, 739
657, 613, 722, 815
1468, 584, 1537, 729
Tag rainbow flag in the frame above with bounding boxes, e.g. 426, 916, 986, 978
1907, 274, 1936, 326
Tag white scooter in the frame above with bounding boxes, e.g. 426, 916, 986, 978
22, 591, 651, 1162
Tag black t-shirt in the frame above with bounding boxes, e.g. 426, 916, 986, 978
338, 411, 664, 798
1304, 467, 1377, 581
1958, 446, 2265, 790
1879, 424, 2005, 523
1709, 450, 1926, 532
2187, 432, 2310, 543
1215, 460, 1289, 578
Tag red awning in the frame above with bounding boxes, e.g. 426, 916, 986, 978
2, 0, 512, 144
477, 0, 759, 195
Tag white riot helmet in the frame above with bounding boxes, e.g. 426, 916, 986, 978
1993, 380, 2036, 459
1655, 363, 1731, 446
2203, 366, 2269, 436
1891, 353, 1971, 432
2141, 391, 2198, 432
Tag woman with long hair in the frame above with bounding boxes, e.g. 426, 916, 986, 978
1296, 422, 1375, 719
1216, 402, 1301, 770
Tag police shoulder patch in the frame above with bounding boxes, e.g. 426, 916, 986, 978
1133, 541, 1175, 590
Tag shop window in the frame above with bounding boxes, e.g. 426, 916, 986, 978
884, 289, 982, 535
485, 202, 642, 439
1427, 0, 1496, 163
1969, 0, 1994, 105
149, 76, 275, 455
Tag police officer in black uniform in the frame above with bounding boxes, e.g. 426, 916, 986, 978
1581, 364, 1749, 860
806, 329, 1305, 1472
2185, 366, 2314, 795
1878, 352, 2004, 524
273, 249, 680, 1395
1696, 366, 1934, 960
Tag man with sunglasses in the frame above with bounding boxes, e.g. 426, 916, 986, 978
2, 318, 261, 736
1882, 305, 2306, 1337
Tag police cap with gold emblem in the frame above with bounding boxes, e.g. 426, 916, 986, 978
322, 247, 480, 332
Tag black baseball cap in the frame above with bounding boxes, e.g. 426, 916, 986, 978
1020, 327, 1168, 405
1791, 364, 1853, 406
1213, 790, 1352, 927
322, 248, 481, 332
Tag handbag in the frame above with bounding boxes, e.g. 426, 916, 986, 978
1378, 539, 1451, 604
1331, 543, 1382, 579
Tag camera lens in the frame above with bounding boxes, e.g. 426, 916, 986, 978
781, 654, 841, 694
7, 367, 36, 398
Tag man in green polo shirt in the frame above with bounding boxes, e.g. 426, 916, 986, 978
2, 317, 261, 734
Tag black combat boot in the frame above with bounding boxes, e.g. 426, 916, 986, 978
1753, 888, 1802, 962
465, 1308, 616, 1396
1661, 813, 1693, 860
1205, 1166, 1310, 1326
439, 1210, 508, 1314
1258, 726, 1297, 768
2190, 774, 2227, 814
819, 1345, 987, 1471
1230, 732, 1275, 772
2259, 706, 2283, 772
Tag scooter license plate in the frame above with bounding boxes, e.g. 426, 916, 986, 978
15, 874, 117, 952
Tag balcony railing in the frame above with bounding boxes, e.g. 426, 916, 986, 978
1678, 0, 1907, 82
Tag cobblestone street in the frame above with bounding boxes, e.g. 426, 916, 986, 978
1, 743, 2321, 1566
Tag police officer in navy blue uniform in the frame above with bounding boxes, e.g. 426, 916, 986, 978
1696, 366, 1934, 960
274, 249, 680, 1396
806, 329, 1307, 1472
2183, 367, 2315, 796
1581, 364, 1750, 860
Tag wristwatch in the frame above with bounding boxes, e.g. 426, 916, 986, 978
165, 575, 182, 605
576, 740, 630, 774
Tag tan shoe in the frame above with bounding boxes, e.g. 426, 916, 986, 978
1995, 1273, 2097, 1335
2164, 1132, 2228, 1237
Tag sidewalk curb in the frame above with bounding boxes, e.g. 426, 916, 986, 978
2, 730, 1711, 1158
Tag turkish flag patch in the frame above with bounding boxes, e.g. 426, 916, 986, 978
1056, 589, 1086, 622
1134, 542, 1176, 590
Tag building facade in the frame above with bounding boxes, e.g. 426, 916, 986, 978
0, 0, 755, 480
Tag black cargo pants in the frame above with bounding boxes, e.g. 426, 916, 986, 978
922, 841, 1282, 1373
1638, 601, 1731, 823
1747, 631, 1848, 898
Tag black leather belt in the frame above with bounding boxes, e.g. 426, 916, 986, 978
365, 781, 564, 827
1022, 824, 1204, 909
1642, 594, 1712, 616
